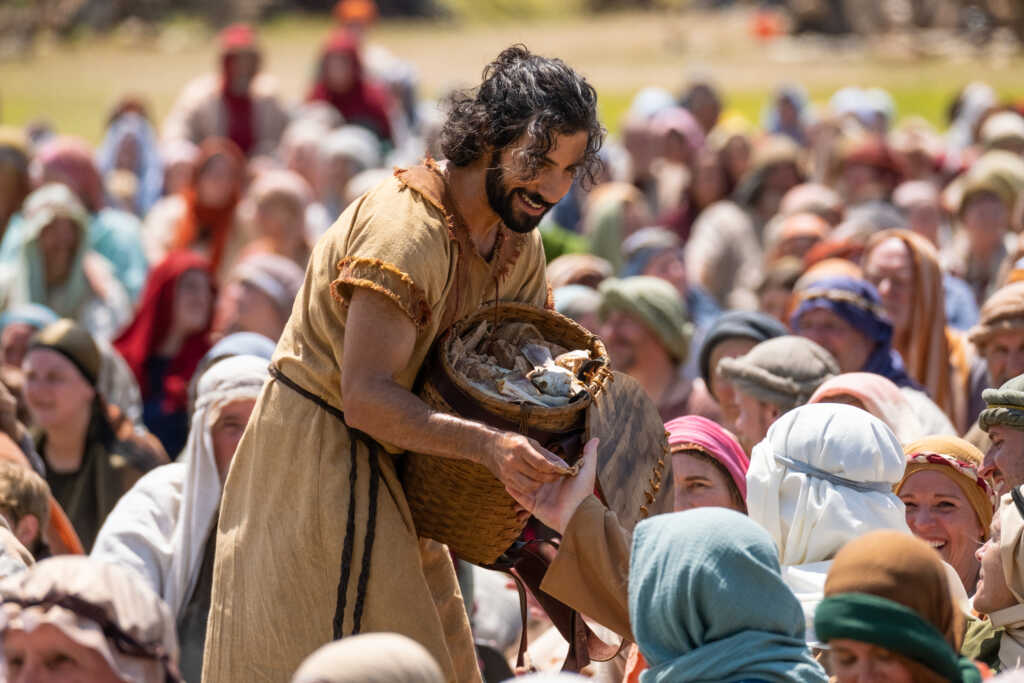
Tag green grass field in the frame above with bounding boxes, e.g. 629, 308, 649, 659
1, 7, 1021, 143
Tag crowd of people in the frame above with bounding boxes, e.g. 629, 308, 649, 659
4, 1, 1024, 681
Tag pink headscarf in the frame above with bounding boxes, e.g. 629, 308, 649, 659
665, 415, 749, 499
808, 371, 926, 443
650, 106, 706, 154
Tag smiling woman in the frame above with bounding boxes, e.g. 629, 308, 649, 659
894, 436, 992, 595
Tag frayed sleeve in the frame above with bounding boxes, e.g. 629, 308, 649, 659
332, 257, 432, 329
328, 187, 453, 330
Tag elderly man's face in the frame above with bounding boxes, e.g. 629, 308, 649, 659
984, 329, 1024, 387
982, 424, 1024, 495
3, 624, 124, 682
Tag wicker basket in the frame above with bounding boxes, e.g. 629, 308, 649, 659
403, 302, 610, 565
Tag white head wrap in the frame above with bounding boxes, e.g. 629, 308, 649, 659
0, 556, 180, 683
90, 355, 269, 618
290, 632, 443, 683
746, 402, 911, 641
748, 402, 909, 565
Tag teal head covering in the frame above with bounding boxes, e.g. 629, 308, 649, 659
815, 594, 981, 683
628, 507, 828, 683
9, 184, 92, 319
598, 276, 692, 363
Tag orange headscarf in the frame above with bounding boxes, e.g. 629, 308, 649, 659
863, 229, 974, 432
171, 138, 246, 274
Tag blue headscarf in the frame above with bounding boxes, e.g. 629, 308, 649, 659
0, 304, 58, 333
790, 275, 919, 389
96, 112, 164, 215
628, 508, 828, 683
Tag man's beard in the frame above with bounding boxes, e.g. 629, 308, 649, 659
485, 152, 553, 234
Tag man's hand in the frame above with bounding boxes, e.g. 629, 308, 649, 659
505, 438, 599, 534
483, 432, 569, 492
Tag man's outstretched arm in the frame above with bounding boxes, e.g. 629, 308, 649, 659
341, 286, 568, 493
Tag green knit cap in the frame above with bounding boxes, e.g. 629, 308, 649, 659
980, 373, 1024, 432
598, 276, 693, 363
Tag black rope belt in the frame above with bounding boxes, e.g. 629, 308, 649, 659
268, 365, 380, 638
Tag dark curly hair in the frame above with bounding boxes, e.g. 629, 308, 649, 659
439, 45, 605, 187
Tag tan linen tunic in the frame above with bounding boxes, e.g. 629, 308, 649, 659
202, 161, 548, 683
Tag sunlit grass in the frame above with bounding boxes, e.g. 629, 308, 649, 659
0, 8, 1021, 142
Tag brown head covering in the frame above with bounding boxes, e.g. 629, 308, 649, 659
28, 319, 102, 387
969, 281, 1024, 351
824, 530, 963, 651
863, 229, 972, 432
290, 632, 443, 683
895, 436, 994, 538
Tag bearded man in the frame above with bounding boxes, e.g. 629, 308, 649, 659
201, 45, 604, 683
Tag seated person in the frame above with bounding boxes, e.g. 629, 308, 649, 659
696, 310, 787, 439
627, 507, 826, 682
92, 355, 268, 682
114, 251, 215, 458
966, 282, 1024, 452
598, 276, 716, 421
863, 229, 980, 433
0, 556, 180, 682
0, 461, 49, 559
809, 372, 926, 444
745, 403, 910, 641
791, 274, 956, 435
815, 531, 981, 682
665, 415, 748, 513
716, 335, 838, 451
0, 185, 130, 341
977, 374, 1024, 496
23, 319, 167, 550
963, 492, 1024, 674
211, 253, 304, 343
894, 436, 993, 595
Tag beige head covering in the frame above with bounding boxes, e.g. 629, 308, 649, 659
0, 555, 180, 683
969, 282, 1024, 351
290, 633, 443, 683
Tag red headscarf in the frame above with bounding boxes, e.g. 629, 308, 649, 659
306, 30, 392, 142
219, 23, 260, 155
664, 415, 750, 500
113, 251, 215, 413
171, 138, 245, 274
